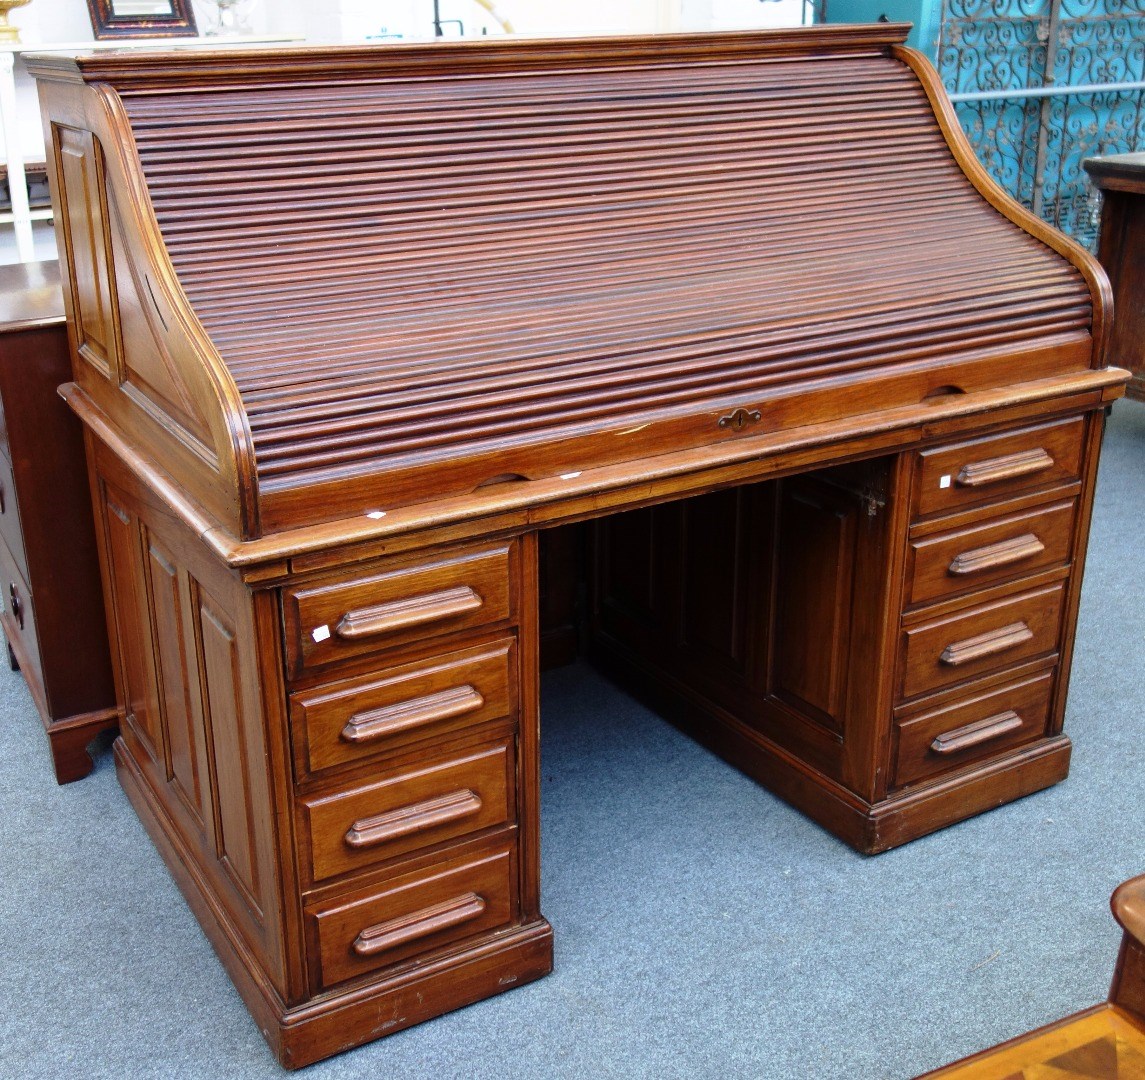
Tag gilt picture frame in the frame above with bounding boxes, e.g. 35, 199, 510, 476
85, 0, 198, 39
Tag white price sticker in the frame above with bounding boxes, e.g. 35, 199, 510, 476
311, 624, 331, 643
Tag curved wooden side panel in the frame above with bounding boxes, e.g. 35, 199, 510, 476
893, 45, 1113, 368
33, 65, 260, 541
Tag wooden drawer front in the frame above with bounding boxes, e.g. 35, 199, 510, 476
893, 669, 1054, 788
302, 742, 514, 883
292, 640, 515, 777
913, 418, 1085, 519
906, 498, 1077, 608
899, 583, 1065, 701
0, 450, 26, 582
284, 543, 515, 676
0, 537, 40, 688
308, 844, 515, 989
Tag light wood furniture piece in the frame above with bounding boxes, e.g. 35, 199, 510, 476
33, 27, 1130, 1068
1085, 152, 1145, 402
0, 259, 115, 781
917, 874, 1145, 1079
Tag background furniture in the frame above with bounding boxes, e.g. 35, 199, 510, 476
1085, 152, 1145, 402
918, 872, 1145, 1078
0, 260, 115, 780
34, 28, 1128, 1067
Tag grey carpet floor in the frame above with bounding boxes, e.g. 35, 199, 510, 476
1, 403, 1143, 1080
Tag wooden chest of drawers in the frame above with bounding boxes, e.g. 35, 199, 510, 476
0, 262, 115, 782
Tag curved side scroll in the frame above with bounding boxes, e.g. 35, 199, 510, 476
32, 63, 260, 542
893, 45, 1114, 371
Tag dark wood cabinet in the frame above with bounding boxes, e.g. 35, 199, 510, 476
0, 261, 116, 782
1085, 152, 1145, 401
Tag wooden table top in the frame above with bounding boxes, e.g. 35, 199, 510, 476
0, 261, 63, 332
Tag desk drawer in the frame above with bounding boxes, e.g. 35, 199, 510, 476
0, 450, 26, 582
893, 669, 1054, 788
291, 640, 516, 777
284, 543, 515, 676
906, 498, 1076, 608
899, 583, 1064, 701
301, 741, 514, 884
912, 418, 1085, 520
0, 536, 40, 690
307, 843, 516, 990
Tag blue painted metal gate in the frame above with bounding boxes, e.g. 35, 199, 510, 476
936, 0, 1145, 247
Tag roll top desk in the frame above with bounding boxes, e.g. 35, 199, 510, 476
32, 27, 1128, 1067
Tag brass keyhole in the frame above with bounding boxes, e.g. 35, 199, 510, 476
717, 407, 762, 432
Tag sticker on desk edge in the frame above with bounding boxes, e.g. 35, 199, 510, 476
311, 624, 331, 643
365, 510, 386, 519
939, 474, 952, 489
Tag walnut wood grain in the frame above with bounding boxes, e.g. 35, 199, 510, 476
335, 586, 483, 641
344, 789, 483, 850
341, 684, 485, 745
352, 893, 487, 957
947, 533, 1045, 576
939, 621, 1035, 666
955, 448, 1055, 488
929, 710, 1024, 754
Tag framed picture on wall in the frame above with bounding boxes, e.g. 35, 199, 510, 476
85, 0, 198, 38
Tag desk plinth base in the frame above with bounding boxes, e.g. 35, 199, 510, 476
114, 738, 555, 1070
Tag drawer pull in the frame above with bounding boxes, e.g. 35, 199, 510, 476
948, 533, 1046, 577
956, 448, 1054, 488
344, 788, 483, 849
939, 621, 1034, 667
931, 710, 1024, 755
335, 585, 482, 641
341, 684, 485, 744
352, 892, 487, 957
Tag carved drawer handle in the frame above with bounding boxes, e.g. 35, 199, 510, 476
344, 789, 483, 849
948, 533, 1045, 576
352, 892, 487, 957
341, 685, 485, 744
335, 585, 482, 641
939, 621, 1034, 666
956, 448, 1054, 488
930, 710, 1024, 755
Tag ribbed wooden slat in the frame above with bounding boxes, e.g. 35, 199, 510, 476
121, 49, 1092, 495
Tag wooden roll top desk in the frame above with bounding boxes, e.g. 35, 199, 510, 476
31, 26, 1129, 1068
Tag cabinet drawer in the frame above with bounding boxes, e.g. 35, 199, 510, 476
291, 640, 516, 777
307, 843, 516, 990
0, 536, 40, 690
893, 669, 1054, 788
906, 498, 1076, 608
0, 450, 26, 582
301, 742, 514, 884
912, 418, 1085, 520
284, 543, 515, 677
899, 583, 1064, 701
